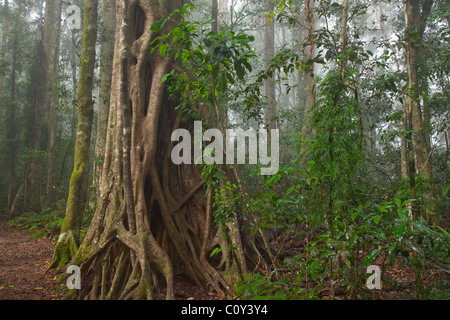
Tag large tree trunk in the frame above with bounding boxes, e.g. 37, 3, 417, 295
72, 0, 244, 300
51, 0, 98, 269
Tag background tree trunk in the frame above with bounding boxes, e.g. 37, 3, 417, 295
46, 0, 63, 205
300, 0, 316, 157
8, 0, 23, 216
212, 0, 218, 33
22, 0, 58, 214
264, 0, 276, 137
0, 0, 9, 126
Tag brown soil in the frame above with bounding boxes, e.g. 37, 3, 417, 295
0, 220, 223, 300
0, 220, 63, 300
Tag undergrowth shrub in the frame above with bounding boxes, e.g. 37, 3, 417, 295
8, 200, 66, 239
236, 199, 450, 300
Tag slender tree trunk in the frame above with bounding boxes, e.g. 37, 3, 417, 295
212, 0, 218, 33
0, 0, 9, 126
404, 0, 438, 224
94, 0, 116, 191
264, 0, 276, 144
7, 0, 23, 215
340, 0, 349, 81
46, 0, 63, 205
401, 101, 409, 179
51, 0, 99, 269
300, 0, 316, 157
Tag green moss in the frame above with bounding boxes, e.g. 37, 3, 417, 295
50, 232, 79, 270
223, 265, 241, 291
69, 167, 82, 184
142, 282, 150, 297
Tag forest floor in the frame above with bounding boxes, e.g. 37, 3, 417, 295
0, 220, 220, 300
0, 220, 63, 300
1, 218, 448, 300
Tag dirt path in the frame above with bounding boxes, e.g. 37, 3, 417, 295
0, 220, 220, 300
0, 220, 63, 300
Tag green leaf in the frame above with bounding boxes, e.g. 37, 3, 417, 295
393, 222, 407, 239
160, 44, 167, 57
209, 247, 222, 258
151, 19, 167, 33
242, 60, 252, 72
203, 19, 216, 25
234, 61, 245, 80
373, 214, 382, 224
363, 248, 381, 266
161, 71, 172, 83
388, 244, 397, 255
181, 4, 195, 14
372, 228, 385, 240
441, 184, 450, 197
349, 230, 361, 247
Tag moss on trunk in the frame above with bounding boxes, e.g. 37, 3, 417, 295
51, 0, 99, 268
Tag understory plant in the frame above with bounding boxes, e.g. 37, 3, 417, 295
236, 197, 450, 300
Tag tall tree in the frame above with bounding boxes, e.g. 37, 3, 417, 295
404, 0, 438, 224
0, 0, 9, 126
70, 0, 250, 300
51, 0, 98, 268
22, 0, 58, 213
300, 0, 316, 157
7, 0, 23, 215
93, 0, 116, 190
212, 0, 218, 33
46, 0, 63, 204
264, 0, 276, 136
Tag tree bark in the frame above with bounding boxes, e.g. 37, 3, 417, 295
264, 0, 276, 136
51, 0, 99, 269
212, 0, 218, 33
7, 0, 23, 215
300, 0, 316, 157
0, 0, 9, 126
404, 0, 438, 224
46, 0, 63, 205
94, 0, 116, 191
69, 0, 264, 300
22, 0, 58, 213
